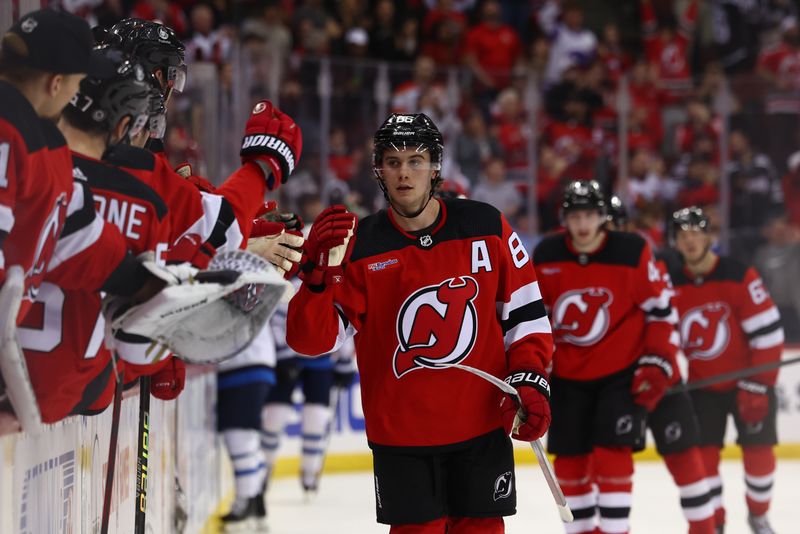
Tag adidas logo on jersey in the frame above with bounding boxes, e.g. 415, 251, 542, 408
72, 166, 88, 181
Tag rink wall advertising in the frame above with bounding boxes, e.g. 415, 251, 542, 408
1, 352, 799, 533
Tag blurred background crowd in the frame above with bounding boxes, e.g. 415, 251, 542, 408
53, 0, 800, 339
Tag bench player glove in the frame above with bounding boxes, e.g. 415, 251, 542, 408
737, 380, 770, 424
500, 370, 551, 441
150, 357, 186, 401
240, 100, 302, 189
631, 355, 673, 412
175, 162, 217, 193
300, 205, 357, 288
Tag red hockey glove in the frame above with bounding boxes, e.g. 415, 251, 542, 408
737, 380, 770, 424
631, 355, 673, 412
150, 358, 186, 401
299, 205, 357, 288
166, 233, 216, 269
240, 100, 302, 189
500, 370, 551, 442
175, 162, 217, 193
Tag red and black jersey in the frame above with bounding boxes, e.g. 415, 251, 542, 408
667, 256, 784, 391
20, 149, 170, 423
0, 82, 73, 320
286, 198, 553, 449
533, 230, 679, 381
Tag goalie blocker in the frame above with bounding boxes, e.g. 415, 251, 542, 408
108, 250, 291, 364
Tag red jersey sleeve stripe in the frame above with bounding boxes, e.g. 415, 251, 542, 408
741, 306, 781, 334
498, 280, 542, 320
504, 315, 552, 351
749, 328, 784, 350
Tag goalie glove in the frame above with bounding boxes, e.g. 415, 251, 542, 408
247, 229, 305, 278
631, 355, 673, 412
500, 369, 551, 442
106, 251, 291, 364
299, 205, 357, 289
240, 100, 302, 189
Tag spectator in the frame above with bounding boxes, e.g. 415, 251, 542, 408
673, 98, 720, 160
471, 157, 522, 217
538, 0, 597, 86
641, 0, 697, 104
628, 58, 666, 150
492, 87, 530, 175
329, 128, 358, 182
754, 211, 800, 341
710, 0, 762, 73
131, 0, 188, 37
393, 18, 420, 62
344, 26, 370, 58
537, 145, 569, 231
464, 0, 523, 98
423, 0, 475, 11
596, 22, 631, 86
727, 128, 784, 257
783, 151, 800, 226
420, 15, 466, 66
294, 0, 339, 56
369, 0, 398, 60
186, 3, 231, 64
240, 2, 293, 65
391, 55, 438, 114
422, 0, 467, 40
760, 0, 800, 50
676, 154, 720, 208
626, 148, 675, 210
454, 110, 503, 187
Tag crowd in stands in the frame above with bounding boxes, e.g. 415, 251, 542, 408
62, 0, 800, 339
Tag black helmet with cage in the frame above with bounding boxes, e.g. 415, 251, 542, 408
372, 113, 443, 181
606, 194, 628, 228
670, 206, 709, 242
561, 179, 606, 218
63, 46, 152, 145
96, 18, 186, 104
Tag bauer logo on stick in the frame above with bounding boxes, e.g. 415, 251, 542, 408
393, 276, 479, 378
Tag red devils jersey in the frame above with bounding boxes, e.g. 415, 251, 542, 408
20, 149, 170, 423
667, 256, 784, 391
533, 231, 679, 381
287, 199, 553, 448
0, 82, 73, 320
108, 148, 268, 255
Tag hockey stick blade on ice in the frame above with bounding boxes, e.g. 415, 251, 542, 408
439, 363, 573, 523
667, 355, 800, 394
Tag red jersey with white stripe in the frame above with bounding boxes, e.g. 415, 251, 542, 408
0, 82, 75, 320
20, 148, 170, 423
108, 149, 269, 256
286, 199, 553, 448
667, 256, 784, 391
533, 230, 679, 381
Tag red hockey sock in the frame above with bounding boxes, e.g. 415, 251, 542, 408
663, 448, 715, 534
446, 517, 504, 533
698, 446, 724, 528
742, 445, 775, 517
389, 518, 446, 533
555, 454, 596, 534
594, 447, 633, 534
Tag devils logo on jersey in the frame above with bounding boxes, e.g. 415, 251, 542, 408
680, 302, 731, 360
552, 287, 613, 346
393, 276, 479, 378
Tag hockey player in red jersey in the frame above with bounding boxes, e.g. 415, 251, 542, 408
19, 48, 182, 422
286, 113, 553, 534
667, 207, 784, 534
606, 196, 715, 534
534, 180, 678, 534
0, 9, 125, 321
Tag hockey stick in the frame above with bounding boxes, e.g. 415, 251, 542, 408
100, 356, 123, 534
441, 363, 573, 523
134, 376, 151, 534
0, 265, 44, 434
667, 355, 800, 395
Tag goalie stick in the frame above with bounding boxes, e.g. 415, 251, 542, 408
666, 355, 800, 394
439, 363, 573, 523
134, 376, 151, 534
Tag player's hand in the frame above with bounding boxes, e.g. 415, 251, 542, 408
266, 211, 304, 232
175, 162, 217, 193
151, 357, 187, 401
166, 233, 216, 269
240, 100, 303, 189
300, 205, 357, 288
631, 355, 673, 411
500, 370, 551, 442
247, 229, 304, 277
737, 380, 770, 424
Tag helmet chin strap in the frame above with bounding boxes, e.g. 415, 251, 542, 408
377, 172, 439, 220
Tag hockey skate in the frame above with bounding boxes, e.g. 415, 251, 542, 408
301, 469, 321, 495
747, 514, 775, 534
221, 494, 268, 533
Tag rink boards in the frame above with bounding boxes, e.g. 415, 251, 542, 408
1, 350, 799, 533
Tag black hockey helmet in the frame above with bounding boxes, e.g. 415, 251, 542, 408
96, 18, 186, 102
64, 46, 152, 143
670, 206, 709, 240
372, 113, 444, 176
561, 179, 606, 216
607, 194, 628, 227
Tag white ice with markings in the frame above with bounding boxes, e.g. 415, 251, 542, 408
264, 461, 799, 533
